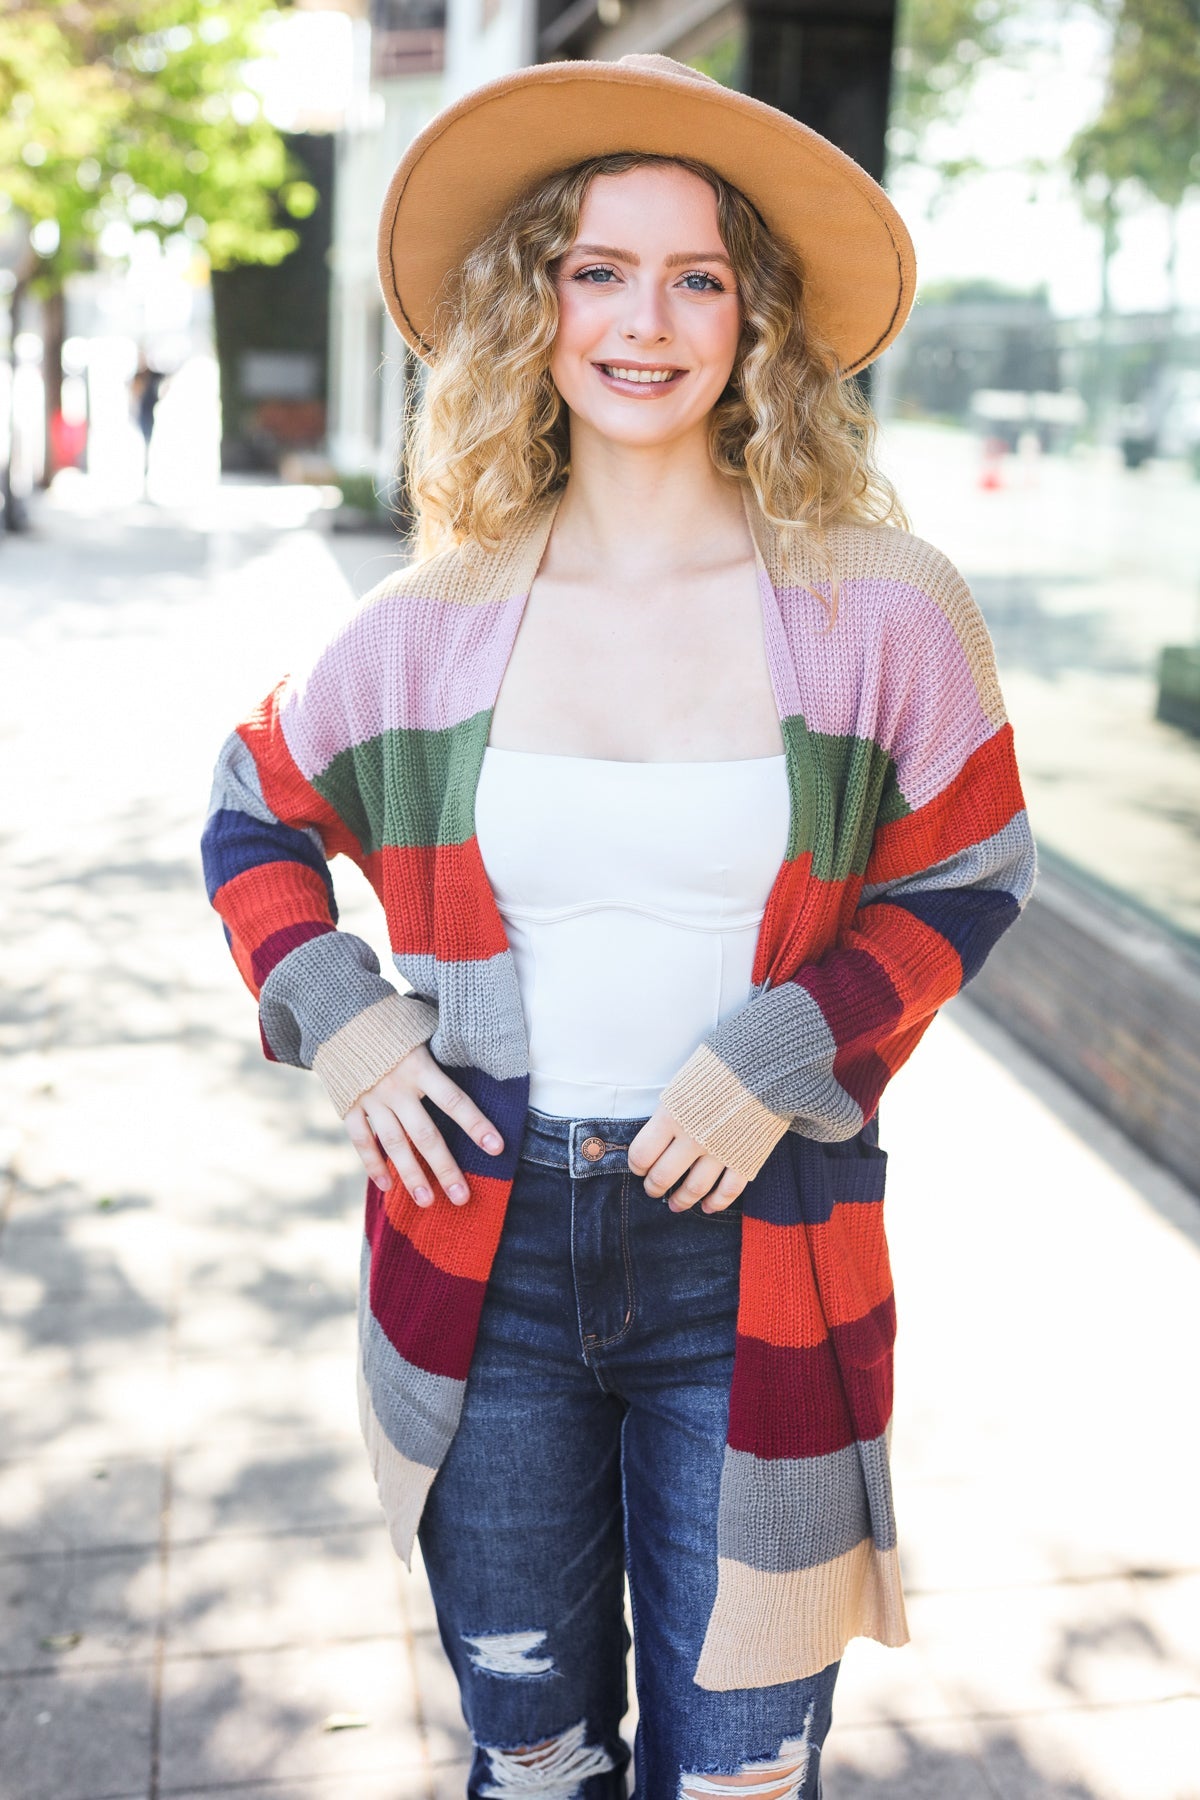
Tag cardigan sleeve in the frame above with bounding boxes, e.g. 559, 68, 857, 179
200, 671, 437, 1118
658, 556, 1037, 1180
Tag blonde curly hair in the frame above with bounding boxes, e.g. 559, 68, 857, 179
403, 151, 907, 573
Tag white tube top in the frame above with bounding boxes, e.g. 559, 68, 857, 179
474, 746, 791, 1117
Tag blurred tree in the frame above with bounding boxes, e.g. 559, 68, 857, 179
1068, 0, 1200, 429
1070, 0, 1200, 313
0, 0, 317, 480
889, 0, 1011, 183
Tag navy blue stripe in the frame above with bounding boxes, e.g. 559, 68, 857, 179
201, 809, 334, 906
744, 1129, 887, 1226
421, 1069, 531, 1183
884, 886, 1019, 983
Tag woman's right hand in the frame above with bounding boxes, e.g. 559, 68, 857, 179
342, 1042, 504, 1206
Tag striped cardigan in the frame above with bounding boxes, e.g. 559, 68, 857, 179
202, 487, 1036, 1690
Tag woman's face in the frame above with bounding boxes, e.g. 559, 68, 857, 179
550, 163, 742, 450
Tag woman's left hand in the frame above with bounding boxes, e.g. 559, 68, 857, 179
627, 1109, 747, 1214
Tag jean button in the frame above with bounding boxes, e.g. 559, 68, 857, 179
580, 1135, 606, 1161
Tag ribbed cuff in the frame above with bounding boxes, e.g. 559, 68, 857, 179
659, 1044, 791, 1181
311, 993, 439, 1117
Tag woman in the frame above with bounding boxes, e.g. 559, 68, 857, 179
202, 54, 1036, 1799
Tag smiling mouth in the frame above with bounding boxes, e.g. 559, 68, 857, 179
596, 364, 686, 385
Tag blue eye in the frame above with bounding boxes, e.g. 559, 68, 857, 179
680, 271, 724, 292
574, 265, 618, 283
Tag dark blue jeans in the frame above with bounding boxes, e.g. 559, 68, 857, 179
417, 1107, 840, 1800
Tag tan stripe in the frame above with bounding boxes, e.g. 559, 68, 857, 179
693, 1540, 909, 1691
355, 1357, 438, 1569
313, 993, 438, 1117
659, 1044, 790, 1180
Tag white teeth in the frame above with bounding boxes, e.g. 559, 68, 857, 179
603, 366, 678, 384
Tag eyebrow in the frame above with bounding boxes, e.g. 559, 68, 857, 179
569, 242, 734, 270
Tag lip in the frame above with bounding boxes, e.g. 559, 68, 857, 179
593, 360, 689, 397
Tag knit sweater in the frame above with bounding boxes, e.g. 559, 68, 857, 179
201, 487, 1036, 1690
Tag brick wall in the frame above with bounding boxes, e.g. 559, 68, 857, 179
967, 854, 1200, 1196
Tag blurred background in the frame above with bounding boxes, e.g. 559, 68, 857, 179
1, 4, 1198, 1798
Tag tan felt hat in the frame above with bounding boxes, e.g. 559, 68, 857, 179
377, 53, 916, 378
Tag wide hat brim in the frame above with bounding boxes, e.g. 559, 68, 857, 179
377, 55, 916, 377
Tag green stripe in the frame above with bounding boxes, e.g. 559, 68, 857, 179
784, 717, 905, 880
313, 708, 905, 877
312, 713, 491, 856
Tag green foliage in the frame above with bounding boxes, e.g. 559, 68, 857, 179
889, 0, 1010, 173
1069, 0, 1200, 211
0, 0, 303, 289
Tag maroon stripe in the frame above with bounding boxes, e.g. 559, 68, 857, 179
727, 1307, 895, 1459
727, 1333, 855, 1459
365, 1199, 485, 1381
794, 945, 903, 1054
250, 919, 334, 987
831, 1046, 894, 1119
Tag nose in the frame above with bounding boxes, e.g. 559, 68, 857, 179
619, 277, 671, 347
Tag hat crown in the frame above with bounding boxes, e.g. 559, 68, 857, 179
616, 52, 718, 88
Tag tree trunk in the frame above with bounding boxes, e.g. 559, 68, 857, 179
39, 285, 65, 487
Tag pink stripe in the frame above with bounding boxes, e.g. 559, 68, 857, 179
280, 589, 527, 780
772, 579, 994, 812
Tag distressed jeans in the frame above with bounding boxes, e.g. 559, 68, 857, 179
417, 1106, 841, 1800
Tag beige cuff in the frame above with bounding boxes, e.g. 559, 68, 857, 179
312, 993, 439, 1117
659, 1044, 791, 1181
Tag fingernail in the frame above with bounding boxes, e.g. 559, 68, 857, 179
449, 1182, 469, 1202
482, 1132, 502, 1153
414, 1185, 432, 1206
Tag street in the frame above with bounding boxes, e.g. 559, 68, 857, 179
0, 478, 1198, 1799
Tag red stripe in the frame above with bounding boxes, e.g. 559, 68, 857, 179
867, 724, 1024, 884
368, 841, 509, 960
435, 839, 511, 961
370, 845, 436, 955
214, 862, 335, 997
380, 1166, 510, 1282
237, 701, 361, 863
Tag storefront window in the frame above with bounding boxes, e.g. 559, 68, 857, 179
880, 0, 1200, 946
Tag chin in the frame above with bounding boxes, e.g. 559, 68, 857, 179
573, 402, 712, 450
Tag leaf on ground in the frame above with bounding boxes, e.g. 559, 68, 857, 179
321, 1712, 371, 1732
40, 1632, 82, 1651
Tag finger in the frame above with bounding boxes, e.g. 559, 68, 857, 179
627, 1116, 673, 1176
344, 1105, 397, 1192
667, 1154, 727, 1213
421, 1065, 505, 1156
362, 1103, 438, 1208
395, 1096, 471, 1204
700, 1169, 748, 1213
641, 1141, 697, 1200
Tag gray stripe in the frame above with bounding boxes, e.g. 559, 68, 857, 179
356, 1237, 465, 1467
205, 728, 324, 856
396, 949, 529, 1080
860, 813, 1037, 908
717, 1436, 897, 1573
391, 952, 439, 1006
260, 929, 399, 1067
705, 981, 864, 1144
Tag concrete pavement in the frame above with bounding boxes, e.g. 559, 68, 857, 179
0, 479, 1198, 1799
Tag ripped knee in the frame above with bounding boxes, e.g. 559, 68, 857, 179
680, 1727, 814, 1800
478, 1718, 616, 1799
464, 1628, 557, 1679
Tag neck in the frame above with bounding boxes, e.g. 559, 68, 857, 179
551, 416, 752, 581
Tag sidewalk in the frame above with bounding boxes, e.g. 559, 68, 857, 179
1, 482, 1197, 1800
